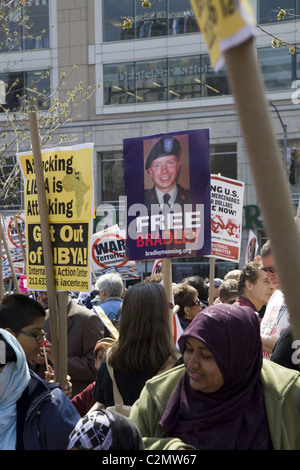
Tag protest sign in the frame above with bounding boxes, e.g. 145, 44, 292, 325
91, 225, 139, 280
151, 259, 163, 276
190, 0, 256, 70
124, 130, 211, 261
245, 229, 258, 264
2, 213, 26, 250
17, 143, 94, 292
1, 214, 26, 279
210, 174, 244, 262
0, 220, 20, 292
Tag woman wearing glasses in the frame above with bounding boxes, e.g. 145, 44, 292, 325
173, 283, 204, 330
0, 294, 80, 450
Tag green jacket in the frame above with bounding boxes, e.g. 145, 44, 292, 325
129, 360, 300, 450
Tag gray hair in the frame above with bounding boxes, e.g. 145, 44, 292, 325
260, 239, 272, 258
95, 272, 124, 298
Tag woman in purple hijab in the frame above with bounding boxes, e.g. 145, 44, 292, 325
159, 303, 272, 449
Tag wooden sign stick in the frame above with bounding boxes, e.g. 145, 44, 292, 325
0, 221, 20, 294
224, 39, 300, 340
209, 257, 215, 305
14, 216, 26, 264
28, 112, 61, 380
0, 237, 3, 301
162, 258, 174, 338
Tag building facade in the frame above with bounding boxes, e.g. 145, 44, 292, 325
2, 0, 300, 281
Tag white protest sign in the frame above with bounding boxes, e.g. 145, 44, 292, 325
91, 225, 139, 280
210, 175, 244, 262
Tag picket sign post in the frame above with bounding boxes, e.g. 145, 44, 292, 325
28, 112, 67, 389
14, 216, 26, 264
162, 258, 174, 337
56, 290, 68, 389
209, 257, 216, 305
0, 238, 3, 301
250, 239, 256, 262
224, 39, 300, 341
0, 220, 20, 294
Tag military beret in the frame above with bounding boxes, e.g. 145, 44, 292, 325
145, 136, 180, 170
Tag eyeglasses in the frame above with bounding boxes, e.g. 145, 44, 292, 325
262, 266, 276, 274
16, 330, 47, 344
190, 299, 201, 307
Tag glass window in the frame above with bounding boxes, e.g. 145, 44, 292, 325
26, 70, 51, 109
257, 0, 297, 24
210, 144, 237, 180
0, 70, 50, 112
0, 72, 24, 111
135, 59, 168, 102
103, 0, 134, 42
201, 55, 230, 97
0, 156, 22, 210
103, 55, 232, 105
168, 0, 198, 35
23, 2, 50, 50
102, 0, 199, 42
103, 62, 135, 105
168, 56, 201, 100
0, 1, 49, 52
258, 47, 293, 91
100, 152, 125, 203
296, 45, 300, 79
136, 0, 167, 39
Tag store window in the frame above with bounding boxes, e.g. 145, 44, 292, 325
202, 55, 230, 96
99, 152, 125, 204
135, 59, 168, 102
258, 47, 294, 91
103, 55, 229, 105
257, 0, 299, 24
102, 0, 198, 42
210, 144, 237, 180
136, 0, 167, 39
0, 70, 50, 112
103, 62, 135, 106
0, 1, 49, 52
168, 56, 202, 100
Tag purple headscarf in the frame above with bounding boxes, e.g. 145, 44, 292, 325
160, 304, 271, 449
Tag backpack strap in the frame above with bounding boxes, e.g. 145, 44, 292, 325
157, 350, 182, 375
93, 306, 119, 339
105, 348, 124, 405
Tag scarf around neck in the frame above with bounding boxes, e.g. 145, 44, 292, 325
0, 328, 30, 450
160, 304, 271, 450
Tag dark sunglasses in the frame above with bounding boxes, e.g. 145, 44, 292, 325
262, 266, 276, 274
190, 299, 201, 307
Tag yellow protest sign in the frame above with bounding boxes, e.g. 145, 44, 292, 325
17, 143, 94, 292
190, 0, 256, 70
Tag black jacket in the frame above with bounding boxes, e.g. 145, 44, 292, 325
16, 370, 80, 450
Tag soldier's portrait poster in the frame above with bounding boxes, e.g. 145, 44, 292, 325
124, 129, 211, 261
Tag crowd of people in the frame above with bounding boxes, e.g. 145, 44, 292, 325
1, 239, 300, 450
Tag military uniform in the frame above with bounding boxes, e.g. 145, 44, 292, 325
145, 136, 190, 210
144, 183, 190, 210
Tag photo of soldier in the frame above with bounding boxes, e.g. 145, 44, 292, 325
144, 135, 190, 211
